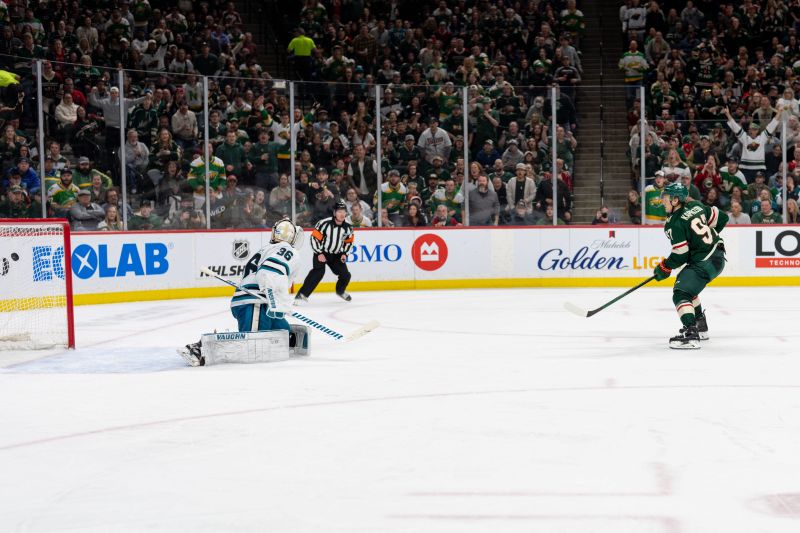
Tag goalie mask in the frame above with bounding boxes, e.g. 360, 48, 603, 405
271, 218, 304, 249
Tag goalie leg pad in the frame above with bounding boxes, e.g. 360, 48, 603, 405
200, 330, 290, 365
289, 324, 310, 357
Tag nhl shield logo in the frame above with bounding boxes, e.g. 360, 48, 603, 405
232, 240, 249, 260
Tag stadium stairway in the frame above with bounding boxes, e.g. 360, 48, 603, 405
235, 0, 289, 79
570, 1, 633, 224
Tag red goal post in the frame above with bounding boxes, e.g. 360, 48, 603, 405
0, 219, 74, 349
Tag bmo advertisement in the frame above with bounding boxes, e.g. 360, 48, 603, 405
23, 225, 800, 304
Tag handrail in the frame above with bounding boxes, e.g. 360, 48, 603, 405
244, 0, 289, 79
598, 2, 606, 207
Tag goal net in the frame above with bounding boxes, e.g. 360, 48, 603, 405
0, 219, 74, 350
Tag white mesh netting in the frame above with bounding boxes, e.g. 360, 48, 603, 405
0, 221, 70, 350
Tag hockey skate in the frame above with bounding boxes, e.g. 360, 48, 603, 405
294, 293, 308, 306
669, 325, 700, 350
696, 312, 709, 340
177, 342, 204, 366
336, 291, 352, 302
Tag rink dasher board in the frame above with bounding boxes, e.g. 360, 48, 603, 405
4, 226, 799, 307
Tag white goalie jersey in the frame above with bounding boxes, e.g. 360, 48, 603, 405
231, 242, 302, 314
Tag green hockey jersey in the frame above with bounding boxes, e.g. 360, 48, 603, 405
663, 200, 728, 269
644, 184, 667, 223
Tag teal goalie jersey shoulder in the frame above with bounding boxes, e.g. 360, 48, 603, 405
231, 242, 301, 308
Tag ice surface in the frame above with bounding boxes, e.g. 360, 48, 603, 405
2, 286, 800, 532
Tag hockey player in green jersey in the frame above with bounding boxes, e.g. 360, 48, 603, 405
653, 182, 729, 349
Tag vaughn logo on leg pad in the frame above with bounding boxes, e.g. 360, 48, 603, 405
215, 333, 246, 341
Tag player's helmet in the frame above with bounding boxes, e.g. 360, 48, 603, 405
661, 182, 689, 202
333, 199, 347, 214
271, 218, 304, 249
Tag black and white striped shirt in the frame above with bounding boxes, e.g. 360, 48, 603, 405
310, 217, 354, 254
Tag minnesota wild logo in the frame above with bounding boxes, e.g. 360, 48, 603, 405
747, 142, 760, 151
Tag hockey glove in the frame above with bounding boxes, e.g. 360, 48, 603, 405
653, 260, 672, 281
267, 309, 285, 319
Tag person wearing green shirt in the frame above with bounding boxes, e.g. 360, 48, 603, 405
644, 171, 668, 224
215, 131, 248, 177
72, 157, 112, 191
375, 169, 407, 225
473, 98, 500, 148
403, 161, 426, 193
432, 178, 464, 221
129, 202, 163, 230
14, 34, 44, 74
719, 159, 747, 202
0, 185, 39, 217
47, 169, 80, 215
396, 134, 422, 171
618, 40, 648, 105
487, 158, 513, 183
322, 45, 350, 82
188, 143, 227, 191
129, 93, 159, 145
429, 155, 451, 182
287, 28, 316, 80
106, 16, 131, 41
301, 1, 327, 21
680, 174, 702, 201
436, 82, 461, 119
0, 70, 19, 88
560, 0, 585, 40
132, 1, 152, 30
441, 105, 466, 139
751, 200, 783, 223
248, 129, 277, 189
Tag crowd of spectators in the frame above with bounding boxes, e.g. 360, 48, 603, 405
0, 0, 588, 230
0, 0, 275, 230
623, 0, 800, 225
286, 0, 586, 227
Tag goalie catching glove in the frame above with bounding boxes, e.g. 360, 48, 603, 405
653, 260, 672, 281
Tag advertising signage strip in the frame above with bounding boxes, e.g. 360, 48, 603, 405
24, 227, 799, 306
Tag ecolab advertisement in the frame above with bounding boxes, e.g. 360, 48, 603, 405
15, 226, 800, 303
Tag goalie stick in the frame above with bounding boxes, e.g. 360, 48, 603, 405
199, 267, 379, 342
564, 276, 656, 318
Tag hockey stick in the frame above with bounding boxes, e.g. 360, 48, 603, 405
199, 267, 379, 342
564, 275, 656, 318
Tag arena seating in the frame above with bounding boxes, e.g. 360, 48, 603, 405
0, 0, 589, 228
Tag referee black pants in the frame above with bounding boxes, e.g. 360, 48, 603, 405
297, 253, 351, 297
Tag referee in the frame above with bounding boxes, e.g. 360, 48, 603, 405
295, 200, 355, 303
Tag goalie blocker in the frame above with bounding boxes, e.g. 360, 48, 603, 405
180, 325, 310, 367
